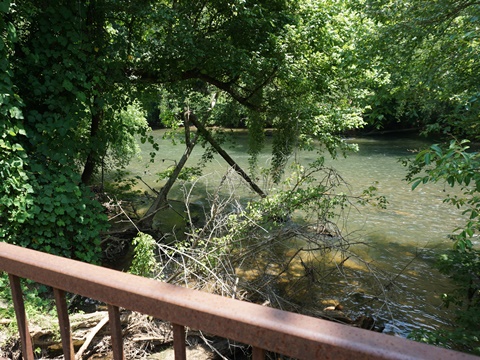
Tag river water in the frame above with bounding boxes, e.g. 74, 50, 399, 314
125, 129, 465, 338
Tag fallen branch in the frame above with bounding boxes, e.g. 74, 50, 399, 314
75, 313, 109, 360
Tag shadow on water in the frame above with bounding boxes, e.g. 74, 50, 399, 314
342, 234, 455, 336
240, 228, 455, 337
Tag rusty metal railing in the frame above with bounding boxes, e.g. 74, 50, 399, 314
0, 242, 478, 360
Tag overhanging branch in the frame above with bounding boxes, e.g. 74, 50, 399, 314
128, 66, 276, 112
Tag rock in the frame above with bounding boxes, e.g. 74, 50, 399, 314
353, 315, 384, 332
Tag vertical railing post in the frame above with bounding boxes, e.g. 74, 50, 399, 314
53, 288, 74, 360
172, 323, 186, 360
252, 346, 265, 360
107, 304, 124, 360
8, 274, 34, 360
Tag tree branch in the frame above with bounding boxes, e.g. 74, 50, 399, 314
128, 66, 275, 112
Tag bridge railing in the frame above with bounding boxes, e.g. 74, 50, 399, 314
0, 242, 477, 360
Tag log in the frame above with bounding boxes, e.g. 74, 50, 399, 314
3, 311, 114, 358
75, 313, 109, 360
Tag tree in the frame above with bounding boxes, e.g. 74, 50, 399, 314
404, 140, 480, 354
359, 0, 480, 353
0, 0, 34, 244
2, 1, 130, 262
134, 0, 369, 222
359, 0, 480, 136
2, 0, 369, 260
139, 0, 366, 174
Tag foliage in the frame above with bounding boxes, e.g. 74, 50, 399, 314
2, 0, 375, 265
404, 139, 480, 354
405, 140, 480, 251
234, 158, 386, 234
1, 1, 156, 262
19, 171, 107, 261
130, 0, 369, 181
0, 273, 56, 333
156, 166, 203, 183
262, 0, 368, 179
0, 0, 33, 243
2, 2, 109, 260
103, 101, 150, 170
129, 232, 158, 277
366, 2, 480, 350
360, 0, 480, 135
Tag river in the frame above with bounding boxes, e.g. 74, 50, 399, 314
124, 129, 465, 338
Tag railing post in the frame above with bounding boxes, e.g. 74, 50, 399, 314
252, 346, 265, 360
53, 288, 74, 360
107, 304, 124, 360
8, 274, 34, 360
172, 323, 186, 360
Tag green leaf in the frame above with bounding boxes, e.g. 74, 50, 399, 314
0, 1, 11, 13
431, 144, 442, 157
9, 107, 23, 119
411, 178, 422, 190
7, 22, 16, 42
77, 92, 86, 102
424, 152, 431, 165
62, 79, 73, 92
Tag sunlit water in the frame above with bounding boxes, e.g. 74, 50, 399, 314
124, 130, 465, 337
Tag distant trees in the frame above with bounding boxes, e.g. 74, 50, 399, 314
360, 0, 480, 136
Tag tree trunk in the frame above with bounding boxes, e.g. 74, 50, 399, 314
81, 106, 103, 185
81, 2, 106, 185
140, 115, 200, 228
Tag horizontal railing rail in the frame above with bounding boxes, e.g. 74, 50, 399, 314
0, 242, 478, 360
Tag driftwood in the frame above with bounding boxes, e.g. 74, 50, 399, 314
140, 115, 201, 229
75, 313, 109, 360
29, 312, 113, 357
1, 308, 248, 360
0, 311, 116, 359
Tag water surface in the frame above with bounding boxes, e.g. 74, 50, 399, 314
126, 130, 463, 337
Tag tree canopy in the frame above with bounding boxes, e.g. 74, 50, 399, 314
360, 0, 480, 136
1, 0, 367, 261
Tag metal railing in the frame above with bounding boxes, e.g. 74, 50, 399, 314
0, 242, 478, 360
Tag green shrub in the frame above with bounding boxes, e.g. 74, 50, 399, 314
129, 232, 158, 277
